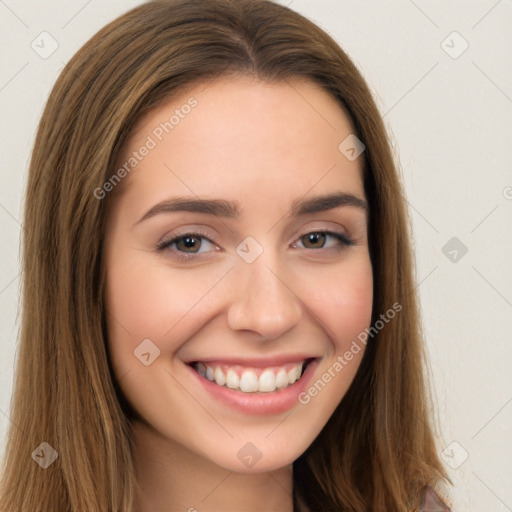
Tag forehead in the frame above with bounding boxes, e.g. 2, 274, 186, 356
113, 76, 365, 214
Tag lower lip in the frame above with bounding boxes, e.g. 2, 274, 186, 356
186, 359, 320, 415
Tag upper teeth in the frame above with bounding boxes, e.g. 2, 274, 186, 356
194, 361, 306, 393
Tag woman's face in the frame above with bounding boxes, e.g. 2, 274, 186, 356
104, 76, 373, 473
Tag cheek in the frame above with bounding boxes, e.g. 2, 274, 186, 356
292, 259, 373, 434
103, 249, 230, 369
298, 257, 373, 351
105, 240, 236, 376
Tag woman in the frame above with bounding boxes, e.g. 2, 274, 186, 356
0, 0, 452, 510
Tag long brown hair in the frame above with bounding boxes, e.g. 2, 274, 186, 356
0, 0, 450, 510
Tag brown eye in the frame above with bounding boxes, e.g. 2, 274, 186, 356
175, 235, 202, 253
157, 231, 218, 261
301, 232, 327, 249
294, 231, 354, 251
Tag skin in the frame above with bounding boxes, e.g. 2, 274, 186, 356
103, 76, 373, 512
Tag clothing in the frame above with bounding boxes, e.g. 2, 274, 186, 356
416, 484, 452, 511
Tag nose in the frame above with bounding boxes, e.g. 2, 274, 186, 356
226, 253, 303, 341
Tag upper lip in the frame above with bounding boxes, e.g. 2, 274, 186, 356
185, 355, 319, 368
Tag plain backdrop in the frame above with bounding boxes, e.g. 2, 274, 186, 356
1, 1, 511, 510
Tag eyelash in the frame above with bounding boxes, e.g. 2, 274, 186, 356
156, 229, 354, 262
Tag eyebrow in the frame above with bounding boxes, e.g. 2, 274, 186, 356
134, 192, 368, 226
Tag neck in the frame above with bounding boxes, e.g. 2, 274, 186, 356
132, 420, 294, 512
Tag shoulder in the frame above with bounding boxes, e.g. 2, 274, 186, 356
416, 484, 452, 511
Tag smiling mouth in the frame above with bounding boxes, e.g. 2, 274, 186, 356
189, 358, 315, 393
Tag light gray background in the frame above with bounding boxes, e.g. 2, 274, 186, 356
1, 1, 511, 510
